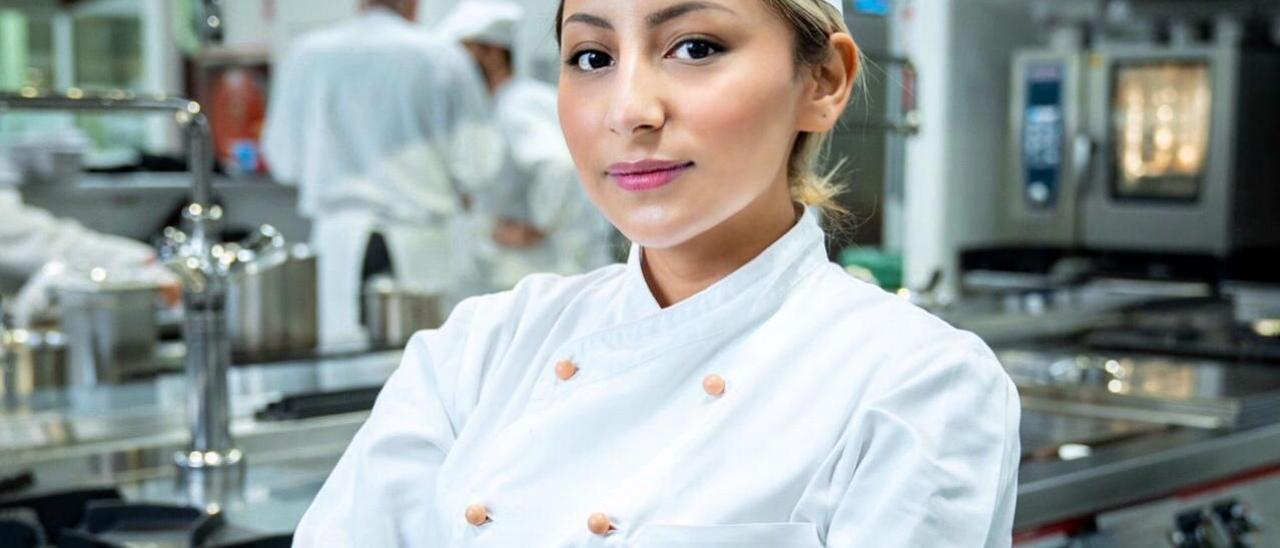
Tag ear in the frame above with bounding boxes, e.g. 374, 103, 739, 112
796, 33, 859, 133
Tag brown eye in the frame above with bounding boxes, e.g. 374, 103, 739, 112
669, 39, 721, 61
570, 50, 614, 72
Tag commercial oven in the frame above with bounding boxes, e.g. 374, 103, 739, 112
1003, 40, 1280, 261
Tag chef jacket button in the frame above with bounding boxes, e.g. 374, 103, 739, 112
587, 512, 615, 535
465, 504, 489, 526
555, 360, 579, 381
703, 374, 726, 397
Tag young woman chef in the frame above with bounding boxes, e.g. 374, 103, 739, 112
295, 0, 1021, 546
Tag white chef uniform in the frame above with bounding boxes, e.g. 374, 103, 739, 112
295, 207, 1021, 547
473, 77, 616, 291
262, 7, 503, 347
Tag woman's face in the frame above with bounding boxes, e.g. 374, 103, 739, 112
557, 0, 811, 248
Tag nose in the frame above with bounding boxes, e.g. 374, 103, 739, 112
606, 55, 666, 137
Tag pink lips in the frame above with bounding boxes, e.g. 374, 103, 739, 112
607, 159, 694, 192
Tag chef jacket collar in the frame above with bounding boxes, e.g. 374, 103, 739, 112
617, 204, 828, 332
531, 206, 827, 399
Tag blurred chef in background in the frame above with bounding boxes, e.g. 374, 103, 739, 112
438, 0, 615, 291
0, 147, 161, 327
262, 0, 503, 347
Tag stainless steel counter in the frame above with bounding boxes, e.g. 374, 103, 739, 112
1016, 414, 1280, 530
5, 347, 1280, 538
1005, 345, 1280, 531
0, 350, 400, 535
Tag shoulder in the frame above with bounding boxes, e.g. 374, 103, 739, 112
447, 263, 628, 340
401, 263, 626, 392
286, 20, 357, 58
792, 263, 1011, 397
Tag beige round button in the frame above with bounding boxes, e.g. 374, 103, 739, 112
587, 512, 614, 536
555, 360, 579, 381
703, 374, 726, 397
465, 504, 489, 526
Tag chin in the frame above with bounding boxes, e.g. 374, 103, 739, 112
605, 202, 721, 250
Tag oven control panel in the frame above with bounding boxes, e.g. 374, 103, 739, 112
1020, 62, 1067, 209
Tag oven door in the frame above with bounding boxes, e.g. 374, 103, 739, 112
1080, 46, 1237, 255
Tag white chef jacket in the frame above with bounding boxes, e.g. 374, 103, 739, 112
474, 77, 615, 290
262, 7, 500, 225
261, 7, 503, 345
295, 208, 1021, 547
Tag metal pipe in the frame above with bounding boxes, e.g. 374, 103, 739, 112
0, 89, 213, 218
0, 89, 198, 114
0, 89, 242, 474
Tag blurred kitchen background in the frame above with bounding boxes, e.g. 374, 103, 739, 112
2, 0, 1279, 546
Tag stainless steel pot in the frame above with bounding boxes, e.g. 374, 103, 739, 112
283, 248, 318, 351
363, 278, 443, 348
225, 236, 317, 358
1, 329, 70, 398
227, 247, 289, 356
58, 283, 159, 385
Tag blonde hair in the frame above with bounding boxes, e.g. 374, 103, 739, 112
554, 0, 858, 217
761, 0, 857, 218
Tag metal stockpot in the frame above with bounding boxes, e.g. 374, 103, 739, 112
1, 329, 69, 398
227, 248, 289, 356
363, 278, 443, 348
283, 248, 318, 351
58, 283, 158, 385
226, 244, 317, 357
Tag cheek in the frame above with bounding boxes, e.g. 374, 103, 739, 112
558, 82, 604, 182
677, 64, 799, 182
554, 49, 803, 247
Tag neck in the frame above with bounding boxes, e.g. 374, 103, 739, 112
487, 68, 513, 95
363, 3, 411, 20
641, 183, 799, 308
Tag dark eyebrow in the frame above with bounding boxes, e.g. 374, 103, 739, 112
563, 2, 735, 34
563, 13, 613, 31
646, 1, 735, 28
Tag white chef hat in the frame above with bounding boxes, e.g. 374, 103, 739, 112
436, 0, 524, 50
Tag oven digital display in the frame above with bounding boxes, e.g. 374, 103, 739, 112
1022, 62, 1065, 209
1111, 61, 1211, 202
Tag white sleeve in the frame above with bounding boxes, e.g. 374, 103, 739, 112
0, 190, 152, 279
437, 52, 504, 197
294, 297, 482, 547
525, 156, 577, 234
823, 335, 1021, 548
261, 49, 302, 184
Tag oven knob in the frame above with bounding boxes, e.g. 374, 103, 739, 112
1212, 499, 1262, 544
1169, 509, 1214, 548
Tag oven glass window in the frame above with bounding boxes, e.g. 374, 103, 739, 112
1111, 61, 1211, 201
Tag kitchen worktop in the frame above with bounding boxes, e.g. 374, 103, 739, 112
4, 347, 1280, 537
1, 349, 401, 539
